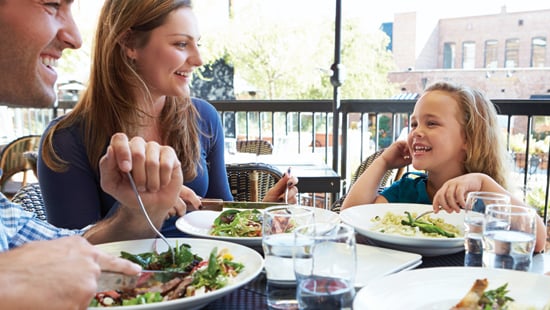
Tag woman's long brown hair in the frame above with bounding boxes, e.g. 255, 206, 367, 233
42, 0, 200, 181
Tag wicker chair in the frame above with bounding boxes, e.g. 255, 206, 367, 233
226, 162, 282, 202
331, 149, 405, 213
11, 182, 47, 221
236, 140, 274, 155
0, 135, 41, 193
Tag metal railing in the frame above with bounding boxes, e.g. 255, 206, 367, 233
4, 99, 550, 221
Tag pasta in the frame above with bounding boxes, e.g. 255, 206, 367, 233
370, 211, 462, 238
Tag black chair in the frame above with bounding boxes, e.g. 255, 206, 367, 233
226, 162, 282, 202
11, 182, 46, 221
331, 149, 404, 213
236, 140, 274, 155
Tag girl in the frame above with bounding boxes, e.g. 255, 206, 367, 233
341, 81, 546, 252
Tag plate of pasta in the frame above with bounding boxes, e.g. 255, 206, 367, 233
339, 203, 464, 256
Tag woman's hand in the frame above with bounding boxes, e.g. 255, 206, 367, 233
174, 185, 201, 213
262, 172, 299, 204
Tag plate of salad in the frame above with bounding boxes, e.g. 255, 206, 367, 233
89, 238, 264, 310
175, 207, 340, 247
353, 267, 550, 309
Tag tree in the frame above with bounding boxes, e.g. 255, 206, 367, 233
199, 6, 398, 100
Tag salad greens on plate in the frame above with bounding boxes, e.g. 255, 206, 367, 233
90, 243, 244, 307
210, 209, 263, 237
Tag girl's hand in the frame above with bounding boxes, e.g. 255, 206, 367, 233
380, 141, 412, 169
433, 173, 487, 213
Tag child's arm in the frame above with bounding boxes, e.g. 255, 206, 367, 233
341, 141, 411, 210
434, 173, 547, 253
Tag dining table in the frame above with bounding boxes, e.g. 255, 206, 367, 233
225, 152, 341, 207
199, 233, 550, 310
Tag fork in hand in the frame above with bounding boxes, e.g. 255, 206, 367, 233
126, 172, 175, 263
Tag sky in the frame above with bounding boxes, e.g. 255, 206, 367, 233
73, 0, 550, 32
65, 0, 550, 82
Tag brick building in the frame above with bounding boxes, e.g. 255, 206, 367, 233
388, 6, 550, 99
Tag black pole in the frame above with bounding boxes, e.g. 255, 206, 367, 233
331, 0, 343, 178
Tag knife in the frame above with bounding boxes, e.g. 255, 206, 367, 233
198, 198, 286, 211
97, 270, 188, 292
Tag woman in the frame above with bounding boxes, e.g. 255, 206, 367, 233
341, 81, 546, 252
38, 0, 297, 237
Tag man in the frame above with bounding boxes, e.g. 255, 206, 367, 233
0, 1, 185, 308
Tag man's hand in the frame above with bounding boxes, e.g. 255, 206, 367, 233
0, 236, 140, 310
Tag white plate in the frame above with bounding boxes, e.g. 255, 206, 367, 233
175, 207, 340, 247
340, 203, 465, 256
90, 238, 264, 310
349, 243, 422, 287
354, 267, 550, 309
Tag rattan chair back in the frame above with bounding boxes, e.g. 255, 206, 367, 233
226, 162, 282, 202
0, 135, 41, 192
11, 182, 46, 221
236, 140, 274, 155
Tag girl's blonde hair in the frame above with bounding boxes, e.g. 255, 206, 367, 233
42, 0, 200, 181
424, 81, 510, 189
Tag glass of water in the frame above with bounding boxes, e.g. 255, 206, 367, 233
482, 204, 537, 271
293, 223, 356, 310
262, 205, 315, 310
463, 192, 510, 267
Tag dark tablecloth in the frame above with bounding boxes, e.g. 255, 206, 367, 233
200, 233, 466, 309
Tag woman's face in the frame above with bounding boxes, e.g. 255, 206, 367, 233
407, 90, 467, 173
132, 7, 203, 100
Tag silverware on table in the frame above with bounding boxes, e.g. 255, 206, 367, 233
414, 210, 434, 221
284, 167, 291, 204
98, 270, 188, 292
126, 171, 175, 263
198, 198, 286, 211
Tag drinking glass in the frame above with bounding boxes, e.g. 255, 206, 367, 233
482, 204, 536, 271
224, 138, 237, 155
463, 192, 510, 267
293, 223, 356, 310
262, 205, 315, 310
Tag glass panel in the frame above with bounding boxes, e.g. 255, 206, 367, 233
462, 42, 476, 69
531, 37, 546, 68
484, 40, 498, 68
505, 38, 520, 68
443, 42, 455, 69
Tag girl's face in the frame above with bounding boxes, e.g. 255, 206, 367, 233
407, 90, 467, 174
131, 7, 203, 101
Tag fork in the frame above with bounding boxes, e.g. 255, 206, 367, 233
284, 167, 291, 204
414, 210, 434, 221
126, 172, 175, 263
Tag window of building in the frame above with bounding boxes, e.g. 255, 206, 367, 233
484, 40, 498, 68
462, 41, 476, 69
505, 38, 519, 68
531, 37, 546, 67
443, 42, 456, 69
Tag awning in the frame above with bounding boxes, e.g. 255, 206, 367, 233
391, 93, 419, 100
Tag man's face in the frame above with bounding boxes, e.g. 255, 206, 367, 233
0, 0, 82, 108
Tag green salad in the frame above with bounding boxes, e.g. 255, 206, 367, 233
210, 209, 263, 237
90, 243, 244, 307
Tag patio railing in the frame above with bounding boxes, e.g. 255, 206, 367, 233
4, 99, 550, 222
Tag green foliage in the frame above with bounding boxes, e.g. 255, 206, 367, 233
526, 185, 548, 217
198, 5, 398, 100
